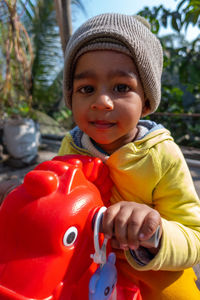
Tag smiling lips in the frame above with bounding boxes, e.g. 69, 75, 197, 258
90, 120, 115, 129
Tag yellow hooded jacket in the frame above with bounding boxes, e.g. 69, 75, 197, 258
58, 123, 200, 299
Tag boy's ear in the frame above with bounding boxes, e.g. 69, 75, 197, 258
141, 99, 151, 117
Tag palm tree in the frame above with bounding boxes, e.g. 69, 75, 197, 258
0, 0, 85, 115
15, 0, 85, 113
53, 0, 86, 110
17, 0, 63, 112
54, 0, 86, 54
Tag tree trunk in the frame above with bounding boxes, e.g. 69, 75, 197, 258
54, 0, 72, 54
54, 0, 73, 108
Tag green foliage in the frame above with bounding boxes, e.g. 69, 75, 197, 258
139, 0, 200, 147
0, 0, 85, 120
19, 0, 85, 114
149, 113, 200, 147
18, 0, 64, 112
139, 0, 200, 33
160, 34, 200, 113
177, 0, 200, 30
51, 106, 74, 130
53, 107, 72, 122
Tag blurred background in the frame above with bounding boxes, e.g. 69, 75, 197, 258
0, 0, 199, 142
0, 0, 199, 195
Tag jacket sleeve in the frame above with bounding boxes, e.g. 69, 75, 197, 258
58, 133, 92, 156
125, 140, 200, 271
58, 134, 74, 155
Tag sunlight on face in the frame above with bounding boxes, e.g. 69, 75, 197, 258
72, 50, 149, 154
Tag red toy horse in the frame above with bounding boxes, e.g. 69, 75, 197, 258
0, 155, 141, 300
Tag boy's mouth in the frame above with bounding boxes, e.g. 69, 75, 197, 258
90, 120, 115, 129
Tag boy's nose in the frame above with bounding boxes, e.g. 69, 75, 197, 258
91, 94, 114, 110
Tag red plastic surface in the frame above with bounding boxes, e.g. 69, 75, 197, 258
0, 155, 141, 300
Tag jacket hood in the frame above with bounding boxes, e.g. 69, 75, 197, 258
134, 120, 173, 151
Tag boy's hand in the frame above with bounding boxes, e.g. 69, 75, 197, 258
101, 201, 162, 252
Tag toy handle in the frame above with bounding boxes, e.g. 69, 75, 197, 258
90, 206, 108, 265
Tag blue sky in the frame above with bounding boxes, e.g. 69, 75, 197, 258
72, 0, 199, 41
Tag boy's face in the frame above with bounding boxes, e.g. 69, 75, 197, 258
71, 50, 149, 154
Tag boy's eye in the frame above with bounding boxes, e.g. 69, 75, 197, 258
114, 84, 131, 93
79, 85, 94, 94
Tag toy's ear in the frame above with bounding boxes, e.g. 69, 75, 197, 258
89, 272, 100, 294
35, 160, 69, 176
24, 170, 59, 198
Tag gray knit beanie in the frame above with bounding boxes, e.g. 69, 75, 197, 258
63, 13, 163, 114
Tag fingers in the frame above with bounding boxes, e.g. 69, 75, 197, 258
127, 209, 149, 249
138, 210, 161, 242
102, 203, 121, 239
114, 204, 133, 248
102, 201, 141, 249
101, 201, 162, 250
110, 237, 129, 250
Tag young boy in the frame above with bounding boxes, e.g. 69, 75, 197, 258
58, 13, 200, 299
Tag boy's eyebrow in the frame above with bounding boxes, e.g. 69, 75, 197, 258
109, 70, 138, 79
74, 71, 95, 80
74, 70, 138, 80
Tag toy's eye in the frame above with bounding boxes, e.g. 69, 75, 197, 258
104, 286, 110, 296
63, 226, 78, 246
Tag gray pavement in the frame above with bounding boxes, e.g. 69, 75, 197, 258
182, 147, 200, 197
189, 166, 200, 197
